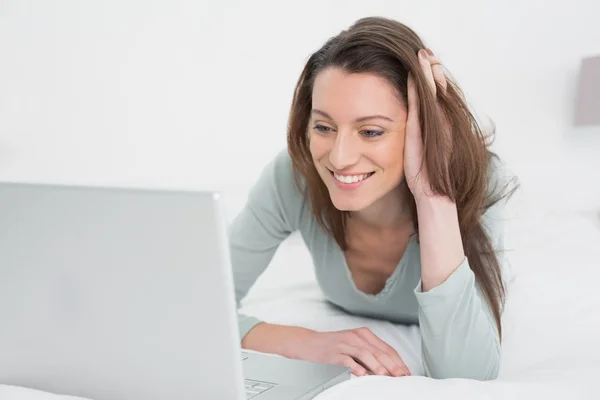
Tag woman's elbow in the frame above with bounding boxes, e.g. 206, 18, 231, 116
425, 351, 500, 380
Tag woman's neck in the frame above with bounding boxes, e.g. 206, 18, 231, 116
350, 184, 412, 230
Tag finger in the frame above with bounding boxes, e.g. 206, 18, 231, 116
418, 49, 436, 96
338, 343, 390, 376
406, 73, 420, 133
365, 344, 409, 377
357, 330, 410, 376
424, 50, 452, 140
355, 328, 411, 376
425, 48, 447, 93
331, 355, 368, 377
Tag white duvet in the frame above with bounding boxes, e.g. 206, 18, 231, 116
2, 212, 599, 399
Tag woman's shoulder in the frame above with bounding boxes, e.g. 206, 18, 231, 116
271, 147, 297, 178
249, 148, 310, 229
481, 152, 518, 229
262, 148, 306, 196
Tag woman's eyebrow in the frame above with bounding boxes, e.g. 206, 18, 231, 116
311, 109, 394, 123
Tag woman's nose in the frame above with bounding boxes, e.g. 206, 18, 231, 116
329, 132, 360, 171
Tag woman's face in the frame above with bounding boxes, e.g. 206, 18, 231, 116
309, 67, 408, 212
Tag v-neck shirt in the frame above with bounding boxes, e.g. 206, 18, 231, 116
228, 149, 508, 380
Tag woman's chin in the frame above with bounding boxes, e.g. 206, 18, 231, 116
330, 196, 371, 212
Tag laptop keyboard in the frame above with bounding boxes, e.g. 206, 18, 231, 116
244, 379, 276, 398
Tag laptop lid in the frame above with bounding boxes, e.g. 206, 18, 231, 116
0, 182, 246, 400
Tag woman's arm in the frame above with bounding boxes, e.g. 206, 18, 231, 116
228, 149, 306, 341
404, 50, 508, 380
414, 193, 506, 380
416, 195, 465, 292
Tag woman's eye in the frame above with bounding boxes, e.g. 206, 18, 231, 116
313, 124, 333, 134
361, 130, 384, 138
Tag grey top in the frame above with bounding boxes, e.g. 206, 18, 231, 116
228, 149, 509, 380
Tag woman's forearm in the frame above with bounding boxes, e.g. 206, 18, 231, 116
414, 195, 501, 380
416, 194, 465, 292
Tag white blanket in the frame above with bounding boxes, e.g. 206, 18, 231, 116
3, 213, 599, 399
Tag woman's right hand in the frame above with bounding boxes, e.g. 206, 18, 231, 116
242, 323, 411, 377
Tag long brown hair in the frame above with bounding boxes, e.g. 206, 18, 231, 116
287, 17, 517, 338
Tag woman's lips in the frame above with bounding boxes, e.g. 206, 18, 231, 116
329, 170, 375, 190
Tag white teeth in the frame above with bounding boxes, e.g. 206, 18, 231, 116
333, 172, 372, 184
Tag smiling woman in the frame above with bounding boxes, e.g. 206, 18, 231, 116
229, 16, 518, 381
308, 68, 408, 212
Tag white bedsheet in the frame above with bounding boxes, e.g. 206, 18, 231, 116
2, 213, 599, 399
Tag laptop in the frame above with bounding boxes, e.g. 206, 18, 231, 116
0, 182, 350, 400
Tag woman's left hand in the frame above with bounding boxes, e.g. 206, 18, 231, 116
404, 48, 449, 202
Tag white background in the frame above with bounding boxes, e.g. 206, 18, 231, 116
1, 3, 600, 399
1, 0, 599, 219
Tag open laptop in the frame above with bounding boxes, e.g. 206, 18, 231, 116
0, 182, 350, 400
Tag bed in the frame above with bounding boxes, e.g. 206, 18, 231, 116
2, 208, 599, 399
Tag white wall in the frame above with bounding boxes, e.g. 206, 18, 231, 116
0, 0, 598, 219
440, 0, 600, 214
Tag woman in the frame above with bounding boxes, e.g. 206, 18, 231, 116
229, 16, 516, 380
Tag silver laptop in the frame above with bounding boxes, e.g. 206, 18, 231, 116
0, 182, 350, 400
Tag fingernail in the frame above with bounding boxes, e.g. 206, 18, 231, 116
426, 48, 434, 56
418, 49, 426, 59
